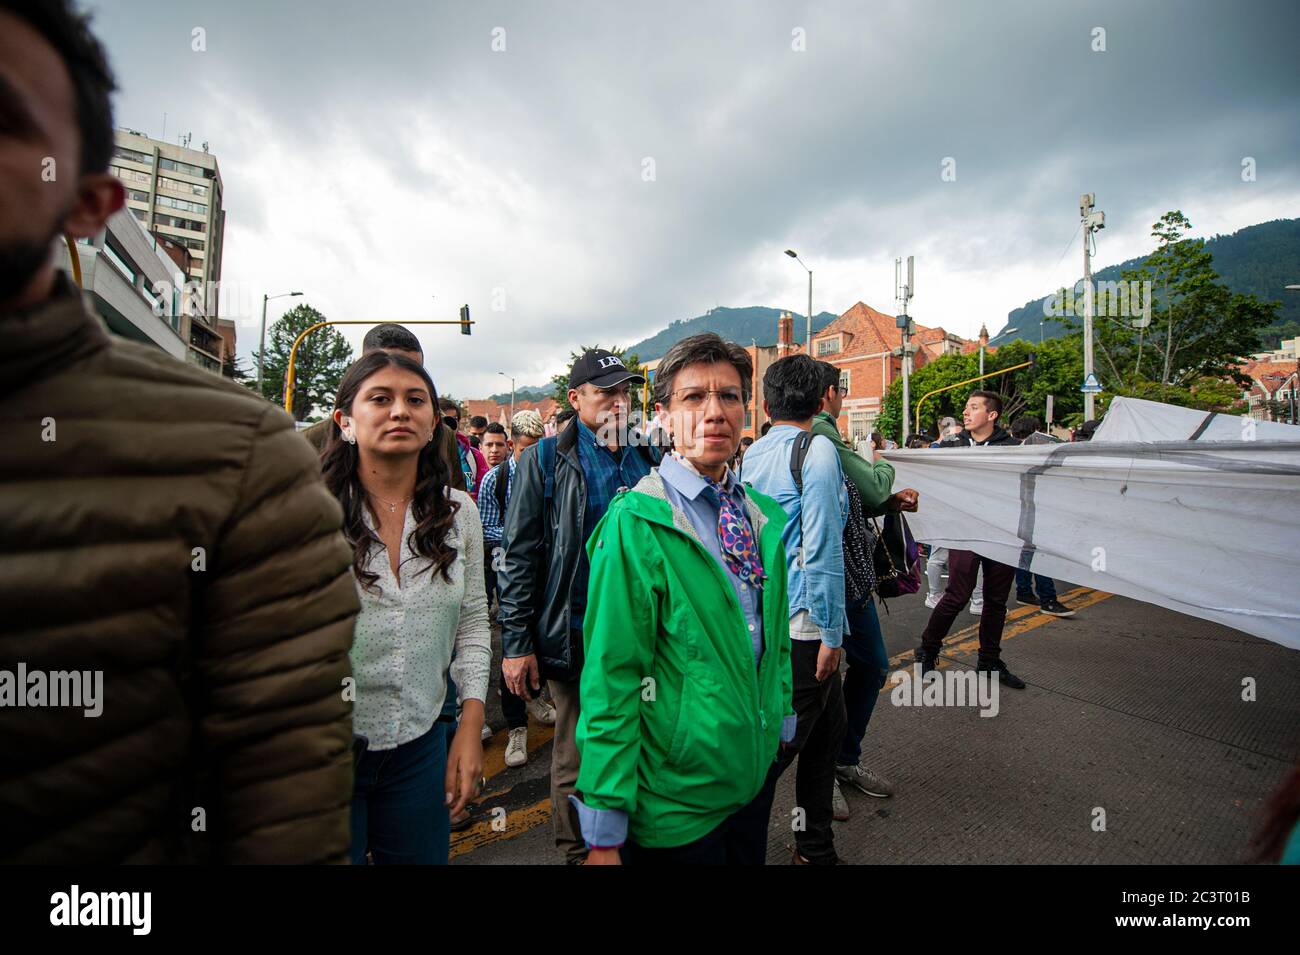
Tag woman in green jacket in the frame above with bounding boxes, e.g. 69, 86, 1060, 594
573, 334, 796, 865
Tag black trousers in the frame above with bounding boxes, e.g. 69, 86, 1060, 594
772, 639, 847, 864
620, 765, 780, 865
919, 549, 1015, 667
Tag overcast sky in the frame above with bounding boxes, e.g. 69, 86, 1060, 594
88, 0, 1300, 397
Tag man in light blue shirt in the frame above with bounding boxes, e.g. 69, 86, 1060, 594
740, 353, 849, 865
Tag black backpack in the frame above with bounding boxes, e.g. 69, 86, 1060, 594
787, 430, 876, 605
491, 460, 510, 515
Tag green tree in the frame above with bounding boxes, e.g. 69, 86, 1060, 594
253, 303, 354, 422
875, 336, 1084, 441
1068, 211, 1275, 390
550, 345, 648, 411
221, 351, 252, 384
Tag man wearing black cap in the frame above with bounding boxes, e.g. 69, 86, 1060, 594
498, 348, 659, 863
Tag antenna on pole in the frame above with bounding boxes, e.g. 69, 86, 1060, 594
895, 256, 916, 442
1080, 194, 1105, 419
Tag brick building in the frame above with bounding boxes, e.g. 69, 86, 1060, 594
462, 396, 563, 429
805, 303, 981, 443
1240, 357, 1299, 422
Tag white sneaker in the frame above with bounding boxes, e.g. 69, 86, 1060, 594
831, 779, 850, 821
481, 723, 494, 743
504, 726, 529, 767
924, 592, 941, 609
526, 697, 557, 725
969, 600, 984, 615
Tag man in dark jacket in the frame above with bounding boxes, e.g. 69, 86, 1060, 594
0, 0, 359, 862
915, 391, 1026, 688
497, 349, 655, 863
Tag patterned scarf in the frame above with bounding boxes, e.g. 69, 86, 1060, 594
671, 453, 766, 589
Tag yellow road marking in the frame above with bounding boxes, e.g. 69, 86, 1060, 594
450, 798, 551, 860
884, 586, 1110, 674
481, 718, 555, 782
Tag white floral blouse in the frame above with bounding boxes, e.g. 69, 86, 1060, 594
349, 487, 491, 751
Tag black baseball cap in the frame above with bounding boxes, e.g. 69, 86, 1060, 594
568, 348, 646, 390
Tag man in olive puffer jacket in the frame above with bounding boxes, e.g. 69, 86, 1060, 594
0, 0, 359, 863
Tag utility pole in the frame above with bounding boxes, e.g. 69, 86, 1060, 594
498, 372, 515, 423
258, 290, 302, 394
895, 256, 915, 443
1080, 194, 1105, 419
784, 250, 813, 350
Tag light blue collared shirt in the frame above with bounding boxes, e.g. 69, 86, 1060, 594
657, 453, 764, 666
738, 425, 848, 647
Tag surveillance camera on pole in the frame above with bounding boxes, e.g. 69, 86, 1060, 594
895, 255, 916, 442
1080, 195, 1104, 419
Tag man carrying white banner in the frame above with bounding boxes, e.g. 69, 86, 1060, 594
915, 391, 1027, 689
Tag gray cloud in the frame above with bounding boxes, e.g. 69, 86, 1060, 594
88, 0, 1300, 395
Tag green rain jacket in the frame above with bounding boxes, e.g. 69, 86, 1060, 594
575, 470, 795, 848
811, 410, 896, 516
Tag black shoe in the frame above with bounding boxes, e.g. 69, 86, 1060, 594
1016, 592, 1040, 607
979, 660, 1026, 689
1039, 598, 1075, 617
915, 649, 937, 676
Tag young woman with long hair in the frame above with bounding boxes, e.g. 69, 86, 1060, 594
321, 350, 490, 864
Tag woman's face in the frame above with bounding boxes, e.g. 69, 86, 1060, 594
335, 366, 436, 457
657, 361, 744, 477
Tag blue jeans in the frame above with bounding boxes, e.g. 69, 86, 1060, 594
1015, 568, 1057, 601
351, 723, 450, 865
837, 597, 889, 767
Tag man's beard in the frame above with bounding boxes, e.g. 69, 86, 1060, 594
0, 227, 62, 306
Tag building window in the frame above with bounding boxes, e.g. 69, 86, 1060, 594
849, 412, 871, 442
156, 194, 208, 216
155, 213, 206, 233
126, 189, 150, 203
111, 165, 151, 184
816, 336, 841, 356
839, 371, 850, 395
158, 175, 208, 197
114, 146, 153, 165
101, 239, 137, 284
159, 157, 214, 179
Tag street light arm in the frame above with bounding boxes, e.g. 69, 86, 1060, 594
282, 319, 475, 415
913, 359, 1035, 434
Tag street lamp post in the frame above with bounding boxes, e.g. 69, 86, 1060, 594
257, 290, 303, 393
983, 327, 1018, 376
498, 372, 515, 424
785, 250, 813, 351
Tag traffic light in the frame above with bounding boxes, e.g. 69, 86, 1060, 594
460, 304, 471, 335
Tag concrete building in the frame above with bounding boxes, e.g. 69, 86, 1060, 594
109, 128, 225, 308
1250, 337, 1299, 362
54, 206, 225, 367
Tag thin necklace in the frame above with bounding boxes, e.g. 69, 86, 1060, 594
368, 490, 412, 514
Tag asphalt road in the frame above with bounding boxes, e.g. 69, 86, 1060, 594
452, 581, 1299, 864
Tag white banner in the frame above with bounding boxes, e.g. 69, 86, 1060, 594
881, 423, 1300, 649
